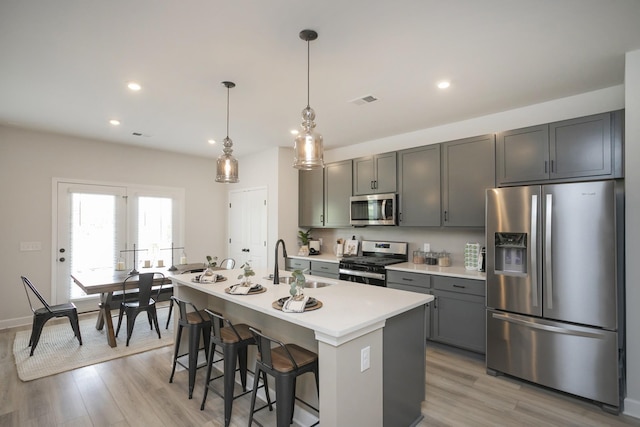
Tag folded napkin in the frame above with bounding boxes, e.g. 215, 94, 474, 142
229, 284, 252, 294
199, 274, 217, 283
282, 295, 309, 313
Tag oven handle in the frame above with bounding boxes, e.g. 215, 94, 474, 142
338, 268, 386, 281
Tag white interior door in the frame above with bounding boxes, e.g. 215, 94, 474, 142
228, 188, 268, 269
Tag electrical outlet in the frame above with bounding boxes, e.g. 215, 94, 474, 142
361, 346, 370, 372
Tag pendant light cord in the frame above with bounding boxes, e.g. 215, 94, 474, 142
226, 86, 230, 138
306, 39, 310, 109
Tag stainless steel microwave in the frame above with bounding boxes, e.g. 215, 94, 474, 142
350, 193, 397, 226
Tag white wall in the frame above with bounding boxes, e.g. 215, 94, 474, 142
624, 49, 640, 418
0, 126, 227, 328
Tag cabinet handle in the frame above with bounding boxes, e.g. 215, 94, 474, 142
544, 160, 548, 173
453, 284, 466, 289
374, 180, 378, 189
370, 181, 374, 189
401, 277, 414, 282
444, 210, 448, 222
550, 159, 555, 173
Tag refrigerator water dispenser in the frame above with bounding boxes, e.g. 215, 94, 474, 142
494, 233, 527, 274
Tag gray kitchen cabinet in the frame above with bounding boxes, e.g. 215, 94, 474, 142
353, 152, 397, 195
431, 276, 485, 354
386, 270, 432, 339
441, 134, 495, 227
397, 144, 441, 226
310, 260, 339, 279
497, 111, 623, 186
324, 160, 352, 227
298, 160, 352, 228
285, 258, 311, 272
299, 168, 324, 227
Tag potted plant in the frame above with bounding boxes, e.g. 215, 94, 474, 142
237, 261, 255, 286
204, 255, 218, 276
298, 229, 312, 256
290, 269, 306, 298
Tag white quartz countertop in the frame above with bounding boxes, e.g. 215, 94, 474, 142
386, 263, 486, 281
171, 268, 432, 346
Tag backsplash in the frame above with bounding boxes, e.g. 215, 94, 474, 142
306, 227, 486, 268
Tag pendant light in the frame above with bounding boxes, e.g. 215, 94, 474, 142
215, 81, 239, 183
293, 29, 324, 170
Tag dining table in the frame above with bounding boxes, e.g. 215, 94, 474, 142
71, 263, 214, 347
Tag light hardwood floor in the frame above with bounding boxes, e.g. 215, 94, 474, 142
2, 316, 640, 427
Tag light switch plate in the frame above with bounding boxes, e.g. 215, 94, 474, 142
361, 346, 370, 372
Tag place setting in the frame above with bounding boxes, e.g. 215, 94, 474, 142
271, 269, 322, 313
225, 283, 266, 295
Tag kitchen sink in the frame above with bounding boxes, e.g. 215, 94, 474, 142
304, 281, 333, 288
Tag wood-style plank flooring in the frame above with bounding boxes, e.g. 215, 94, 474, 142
2, 315, 640, 426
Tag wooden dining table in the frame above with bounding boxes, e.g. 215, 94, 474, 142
71, 263, 211, 347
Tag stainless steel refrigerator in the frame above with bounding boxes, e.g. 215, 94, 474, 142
485, 180, 624, 413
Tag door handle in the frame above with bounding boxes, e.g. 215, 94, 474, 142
59, 257, 66, 262
530, 194, 538, 308
491, 312, 603, 339
545, 193, 553, 309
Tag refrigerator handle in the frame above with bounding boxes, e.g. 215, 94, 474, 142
530, 194, 538, 307
491, 312, 604, 339
545, 193, 553, 309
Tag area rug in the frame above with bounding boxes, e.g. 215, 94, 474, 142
13, 306, 173, 381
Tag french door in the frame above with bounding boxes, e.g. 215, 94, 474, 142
55, 180, 183, 311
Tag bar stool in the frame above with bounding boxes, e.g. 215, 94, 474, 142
248, 328, 319, 427
168, 296, 211, 399
200, 310, 272, 427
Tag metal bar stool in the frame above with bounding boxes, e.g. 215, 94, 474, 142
168, 296, 211, 399
248, 327, 319, 427
200, 310, 272, 427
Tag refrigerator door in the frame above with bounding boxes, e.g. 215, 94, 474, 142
542, 181, 617, 329
486, 309, 620, 408
486, 186, 542, 316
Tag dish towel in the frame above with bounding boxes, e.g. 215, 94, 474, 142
229, 285, 252, 295
283, 295, 309, 313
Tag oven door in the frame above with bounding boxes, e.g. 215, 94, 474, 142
339, 268, 386, 286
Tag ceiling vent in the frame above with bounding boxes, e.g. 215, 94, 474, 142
350, 94, 378, 106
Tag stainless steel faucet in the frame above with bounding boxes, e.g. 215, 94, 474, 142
273, 239, 288, 284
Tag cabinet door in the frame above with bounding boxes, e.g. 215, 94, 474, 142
432, 289, 486, 353
298, 169, 324, 227
398, 145, 441, 226
496, 124, 549, 185
374, 152, 397, 193
550, 112, 612, 180
324, 160, 352, 227
353, 156, 375, 195
285, 258, 311, 272
442, 135, 495, 227
310, 260, 339, 279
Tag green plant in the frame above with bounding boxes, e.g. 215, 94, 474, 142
298, 229, 312, 246
290, 269, 306, 297
206, 255, 218, 268
237, 261, 255, 283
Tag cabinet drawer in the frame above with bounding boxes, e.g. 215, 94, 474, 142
432, 276, 485, 296
285, 258, 311, 271
311, 260, 338, 275
386, 271, 431, 289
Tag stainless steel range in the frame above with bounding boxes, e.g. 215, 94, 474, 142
339, 240, 408, 287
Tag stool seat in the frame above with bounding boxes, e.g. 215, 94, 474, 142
269, 344, 317, 373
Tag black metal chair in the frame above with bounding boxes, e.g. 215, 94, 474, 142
115, 272, 165, 346
21, 276, 82, 356
200, 309, 271, 427
164, 268, 204, 330
248, 328, 319, 427
169, 296, 211, 399
220, 258, 236, 269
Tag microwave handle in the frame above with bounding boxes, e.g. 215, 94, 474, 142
381, 199, 387, 219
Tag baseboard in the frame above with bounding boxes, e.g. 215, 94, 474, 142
624, 397, 640, 419
0, 316, 32, 331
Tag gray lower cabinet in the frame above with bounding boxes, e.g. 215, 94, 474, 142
432, 276, 486, 354
397, 144, 441, 226
285, 258, 311, 272
496, 110, 623, 186
386, 270, 432, 340
310, 260, 339, 279
442, 134, 495, 227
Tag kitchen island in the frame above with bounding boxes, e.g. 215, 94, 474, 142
171, 268, 432, 427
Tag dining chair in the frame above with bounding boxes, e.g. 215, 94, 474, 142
115, 272, 165, 346
220, 258, 236, 269
21, 276, 82, 356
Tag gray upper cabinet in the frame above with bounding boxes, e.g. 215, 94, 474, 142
497, 111, 623, 186
442, 134, 495, 227
324, 160, 352, 227
299, 168, 324, 227
353, 152, 397, 195
398, 144, 441, 226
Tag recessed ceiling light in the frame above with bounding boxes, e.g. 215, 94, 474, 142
437, 81, 451, 89
208, 139, 216, 145
109, 119, 121, 126
290, 130, 299, 135
127, 82, 141, 91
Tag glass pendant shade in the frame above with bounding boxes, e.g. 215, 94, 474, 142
293, 106, 324, 169
215, 136, 239, 183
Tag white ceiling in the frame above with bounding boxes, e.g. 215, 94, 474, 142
2, 1, 640, 159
